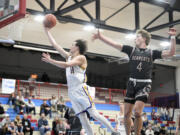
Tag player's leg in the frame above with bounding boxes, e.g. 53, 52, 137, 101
87, 107, 117, 133
124, 102, 134, 135
134, 82, 151, 135
78, 112, 94, 135
133, 101, 144, 135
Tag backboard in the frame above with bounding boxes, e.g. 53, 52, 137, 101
0, 0, 26, 28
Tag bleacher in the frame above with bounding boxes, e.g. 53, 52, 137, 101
0, 96, 177, 135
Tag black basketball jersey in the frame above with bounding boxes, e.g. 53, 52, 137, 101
122, 45, 162, 79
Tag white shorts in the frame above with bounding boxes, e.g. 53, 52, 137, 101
68, 84, 94, 115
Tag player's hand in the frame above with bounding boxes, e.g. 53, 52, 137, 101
92, 29, 101, 41
168, 28, 176, 36
44, 26, 50, 31
41, 53, 51, 63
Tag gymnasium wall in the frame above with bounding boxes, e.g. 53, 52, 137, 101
0, 45, 177, 95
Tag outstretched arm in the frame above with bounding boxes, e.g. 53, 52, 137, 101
161, 28, 176, 58
41, 53, 85, 69
44, 27, 70, 59
92, 30, 123, 51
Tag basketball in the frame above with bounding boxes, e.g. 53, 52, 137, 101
43, 14, 57, 29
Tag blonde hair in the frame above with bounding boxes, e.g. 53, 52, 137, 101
136, 29, 151, 45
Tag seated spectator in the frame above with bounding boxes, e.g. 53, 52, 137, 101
26, 98, 36, 115
1, 123, 9, 135
166, 107, 172, 121
145, 125, 154, 135
7, 92, 16, 108
64, 107, 82, 135
160, 107, 167, 121
142, 113, 149, 128
22, 114, 33, 135
57, 96, 66, 117
49, 95, 58, 111
1, 114, 11, 127
7, 121, 24, 135
40, 100, 52, 118
56, 118, 66, 135
14, 115, 24, 135
151, 108, 157, 120
38, 113, 50, 135
52, 116, 59, 135
15, 96, 26, 114
159, 126, 167, 135
152, 123, 160, 135
0, 102, 5, 119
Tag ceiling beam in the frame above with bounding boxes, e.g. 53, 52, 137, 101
147, 19, 180, 32
104, 2, 131, 22
143, 9, 167, 29
134, 1, 140, 30
26, 8, 180, 44
74, 0, 93, 20
35, 0, 48, 11
55, 0, 95, 15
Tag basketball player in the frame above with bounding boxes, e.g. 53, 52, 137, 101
92, 28, 176, 135
42, 27, 120, 135
176, 112, 180, 135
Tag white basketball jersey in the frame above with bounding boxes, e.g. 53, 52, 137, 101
66, 56, 87, 90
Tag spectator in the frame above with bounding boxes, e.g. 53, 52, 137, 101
160, 107, 167, 121
26, 98, 36, 115
57, 96, 66, 117
0, 102, 5, 119
166, 107, 172, 121
52, 116, 59, 135
1, 114, 11, 127
159, 126, 167, 135
64, 107, 82, 135
56, 118, 66, 135
145, 125, 154, 135
28, 74, 37, 97
151, 108, 157, 120
142, 113, 149, 128
1, 123, 9, 135
7, 121, 22, 135
41, 72, 50, 82
40, 100, 52, 118
7, 92, 16, 108
49, 95, 58, 112
22, 114, 33, 135
15, 96, 26, 114
14, 115, 24, 135
152, 123, 160, 135
38, 113, 50, 135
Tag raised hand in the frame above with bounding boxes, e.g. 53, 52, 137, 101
92, 29, 101, 41
41, 53, 51, 63
168, 28, 176, 36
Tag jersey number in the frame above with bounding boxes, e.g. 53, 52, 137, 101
137, 62, 142, 72
70, 67, 74, 74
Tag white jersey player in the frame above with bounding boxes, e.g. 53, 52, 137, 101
42, 27, 120, 135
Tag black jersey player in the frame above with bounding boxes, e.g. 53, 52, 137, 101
92, 28, 176, 135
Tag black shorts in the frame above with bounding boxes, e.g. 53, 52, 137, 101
124, 80, 152, 104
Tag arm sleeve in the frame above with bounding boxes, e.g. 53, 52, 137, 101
121, 45, 134, 57
152, 50, 162, 61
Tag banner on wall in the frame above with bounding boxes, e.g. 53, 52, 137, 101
2, 78, 16, 94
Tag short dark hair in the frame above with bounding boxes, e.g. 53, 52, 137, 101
75, 39, 87, 55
